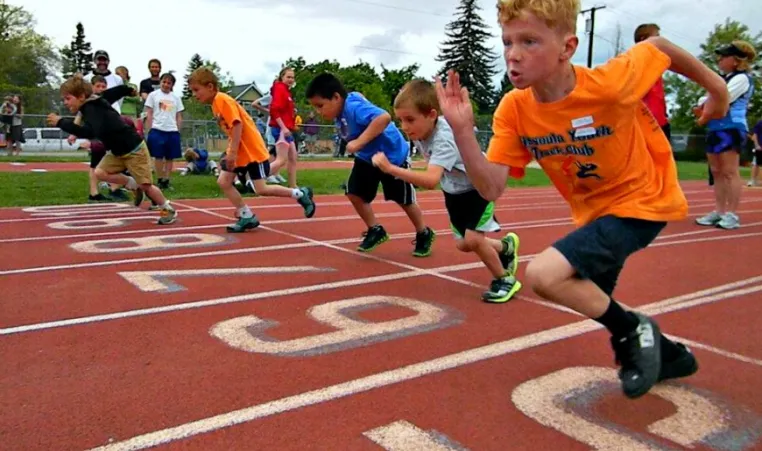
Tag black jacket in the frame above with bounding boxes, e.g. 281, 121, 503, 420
57, 85, 142, 156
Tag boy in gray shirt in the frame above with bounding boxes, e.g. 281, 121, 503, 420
372, 80, 522, 303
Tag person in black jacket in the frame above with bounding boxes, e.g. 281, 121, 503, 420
47, 74, 177, 225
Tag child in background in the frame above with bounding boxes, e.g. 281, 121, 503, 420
306, 72, 435, 256
182, 147, 220, 176
115, 66, 140, 119
188, 67, 315, 233
145, 72, 184, 191
634, 24, 671, 140
374, 79, 522, 303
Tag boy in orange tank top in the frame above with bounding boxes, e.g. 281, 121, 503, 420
436, 0, 730, 399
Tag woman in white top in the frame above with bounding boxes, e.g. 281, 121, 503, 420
145, 73, 185, 190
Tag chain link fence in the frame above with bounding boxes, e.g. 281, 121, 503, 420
4, 114, 713, 159
6, 114, 499, 155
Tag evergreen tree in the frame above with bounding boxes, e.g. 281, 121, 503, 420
436, 0, 499, 114
182, 53, 204, 98
494, 71, 513, 106
60, 22, 93, 78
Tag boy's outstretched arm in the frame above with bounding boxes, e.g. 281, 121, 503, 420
435, 71, 508, 201
646, 36, 729, 125
371, 152, 444, 190
348, 112, 391, 153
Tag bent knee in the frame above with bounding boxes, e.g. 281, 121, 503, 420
462, 231, 483, 251
455, 239, 471, 252
525, 249, 573, 295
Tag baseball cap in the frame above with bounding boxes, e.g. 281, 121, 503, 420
93, 50, 110, 61
715, 44, 747, 58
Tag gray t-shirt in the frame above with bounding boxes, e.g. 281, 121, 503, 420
416, 116, 474, 194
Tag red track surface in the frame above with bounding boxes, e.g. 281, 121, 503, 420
0, 160, 426, 173
2, 181, 762, 451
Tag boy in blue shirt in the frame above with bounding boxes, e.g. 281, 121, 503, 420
306, 73, 435, 256
181, 147, 220, 176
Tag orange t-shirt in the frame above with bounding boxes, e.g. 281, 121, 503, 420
487, 41, 687, 227
212, 92, 270, 167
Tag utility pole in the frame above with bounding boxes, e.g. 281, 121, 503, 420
581, 5, 606, 68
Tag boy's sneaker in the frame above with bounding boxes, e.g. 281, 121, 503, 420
482, 275, 522, 304
499, 232, 520, 276
658, 342, 699, 382
609, 313, 662, 399
695, 211, 722, 226
297, 187, 316, 218
157, 205, 177, 225
716, 212, 740, 230
358, 224, 389, 253
110, 189, 130, 202
132, 187, 144, 207
266, 175, 281, 184
412, 227, 435, 257
226, 215, 260, 233
88, 194, 112, 203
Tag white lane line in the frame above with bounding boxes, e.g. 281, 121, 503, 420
86, 278, 762, 451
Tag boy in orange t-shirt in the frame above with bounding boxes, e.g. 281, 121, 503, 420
436, 0, 729, 399
188, 67, 316, 232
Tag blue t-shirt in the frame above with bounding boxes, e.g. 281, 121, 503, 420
336, 92, 409, 166
194, 148, 209, 171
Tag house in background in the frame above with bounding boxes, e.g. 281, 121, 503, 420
228, 82, 264, 118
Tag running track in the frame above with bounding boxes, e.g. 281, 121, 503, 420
1, 181, 762, 450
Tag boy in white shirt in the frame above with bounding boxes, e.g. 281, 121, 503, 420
145, 73, 184, 191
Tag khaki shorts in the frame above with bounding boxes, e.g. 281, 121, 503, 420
97, 142, 153, 185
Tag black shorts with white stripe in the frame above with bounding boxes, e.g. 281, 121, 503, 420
223, 160, 270, 181
346, 156, 416, 206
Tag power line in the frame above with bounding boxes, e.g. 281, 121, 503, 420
580, 5, 606, 68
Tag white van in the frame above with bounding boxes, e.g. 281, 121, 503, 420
21, 128, 87, 152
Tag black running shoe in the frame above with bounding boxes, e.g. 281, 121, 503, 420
412, 227, 435, 257
297, 187, 316, 218
358, 225, 389, 253
610, 312, 662, 399
658, 342, 699, 382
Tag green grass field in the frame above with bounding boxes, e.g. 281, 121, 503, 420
0, 161, 745, 208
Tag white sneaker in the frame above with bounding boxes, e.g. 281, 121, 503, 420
266, 175, 281, 184
717, 212, 740, 230
276, 174, 287, 183
695, 211, 722, 226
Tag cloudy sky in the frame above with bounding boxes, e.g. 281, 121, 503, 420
18, 0, 762, 92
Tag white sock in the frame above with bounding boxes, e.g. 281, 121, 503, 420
125, 177, 138, 190
238, 206, 253, 218
163, 201, 172, 209
291, 188, 303, 199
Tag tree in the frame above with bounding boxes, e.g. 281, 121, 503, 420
182, 53, 204, 98
494, 71, 513, 106
182, 53, 235, 98
665, 18, 762, 132
436, 0, 499, 114
60, 23, 93, 79
380, 63, 420, 107
0, 0, 60, 86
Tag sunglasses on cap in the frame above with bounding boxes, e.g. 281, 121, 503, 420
715, 44, 747, 58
